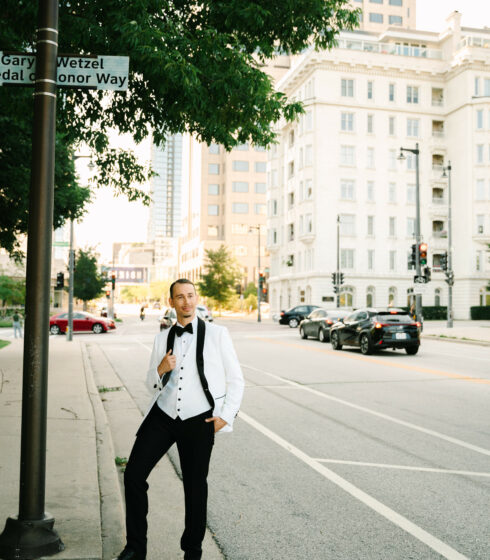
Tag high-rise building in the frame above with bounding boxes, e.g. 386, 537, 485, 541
351, 0, 416, 31
267, 12, 490, 319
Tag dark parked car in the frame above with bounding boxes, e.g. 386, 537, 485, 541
159, 307, 206, 330
49, 312, 115, 335
279, 305, 320, 328
299, 309, 350, 342
329, 308, 421, 355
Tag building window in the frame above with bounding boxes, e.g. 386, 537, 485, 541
235, 142, 249, 151
255, 161, 267, 173
388, 286, 397, 306
368, 250, 375, 271
288, 223, 294, 241
288, 161, 295, 178
254, 145, 266, 152
208, 163, 220, 174
389, 116, 395, 136
341, 79, 354, 97
340, 214, 356, 236
476, 179, 486, 200
341, 179, 355, 200
232, 203, 249, 214
367, 81, 373, 100
255, 203, 266, 215
389, 15, 403, 24
407, 184, 416, 203
367, 181, 375, 202
407, 118, 420, 137
339, 287, 354, 307
305, 145, 313, 166
208, 204, 219, 216
288, 130, 295, 147
367, 215, 374, 236
367, 114, 374, 134
208, 183, 219, 195
305, 179, 313, 199
367, 147, 375, 169
233, 160, 249, 172
476, 251, 482, 271
369, 13, 384, 23
305, 214, 313, 233
475, 77, 480, 96
477, 144, 484, 163
407, 217, 415, 236
208, 143, 220, 154
389, 0, 402, 5
340, 145, 356, 166
388, 149, 397, 170
477, 214, 485, 234
255, 182, 266, 193
388, 182, 397, 203
366, 286, 375, 307
208, 225, 219, 237
389, 216, 396, 237
305, 111, 313, 131
232, 224, 249, 234
341, 112, 355, 131
389, 83, 395, 102
232, 181, 249, 193
341, 249, 355, 269
406, 153, 415, 170
369, 0, 383, 3
476, 109, 484, 129
407, 85, 419, 104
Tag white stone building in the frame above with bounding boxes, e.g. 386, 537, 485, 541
267, 12, 490, 319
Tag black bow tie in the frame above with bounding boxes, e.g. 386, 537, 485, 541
175, 323, 193, 337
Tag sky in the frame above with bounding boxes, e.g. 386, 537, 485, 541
74, 0, 490, 263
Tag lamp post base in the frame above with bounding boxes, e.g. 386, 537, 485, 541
0, 514, 64, 560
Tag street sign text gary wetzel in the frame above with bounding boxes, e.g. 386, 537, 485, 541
0, 53, 129, 90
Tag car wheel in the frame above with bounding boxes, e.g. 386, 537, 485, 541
50, 324, 60, 335
318, 329, 326, 343
299, 326, 307, 339
405, 346, 419, 355
92, 323, 104, 334
360, 334, 373, 355
331, 331, 342, 350
288, 317, 299, 328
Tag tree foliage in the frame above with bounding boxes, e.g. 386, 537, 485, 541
1, 0, 359, 256
73, 248, 107, 306
0, 275, 26, 307
197, 245, 241, 311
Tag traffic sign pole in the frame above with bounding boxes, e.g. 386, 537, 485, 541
0, 1, 64, 557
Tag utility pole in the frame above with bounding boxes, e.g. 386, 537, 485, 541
0, 0, 64, 557
67, 218, 74, 341
442, 161, 454, 328
336, 215, 340, 307
399, 143, 422, 324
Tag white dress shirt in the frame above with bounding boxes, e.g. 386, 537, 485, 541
156, 316, 211, 420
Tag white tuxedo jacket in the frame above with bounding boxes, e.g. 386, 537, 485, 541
145, 321, 244, 433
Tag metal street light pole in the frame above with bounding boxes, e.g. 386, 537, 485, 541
249, 225, 261, 322
336, 215, 340, 308
398, 143, 422, 323
442, 162, 454, 328
0, 0, 64, 557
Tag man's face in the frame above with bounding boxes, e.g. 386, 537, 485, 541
169, 283, 198, 323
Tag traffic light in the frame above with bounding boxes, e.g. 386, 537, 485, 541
445, 270, 454, 285
408, 244, 417, 269
258, 273, 265, 290
423, 266, 431, 282
333, 285, 339, 294
111, 273, 116, 289
106, 290, 110, 299
418, 243, 428, 266
440, 252, 448, 271
56, 272, 64, 290
331, 272, 337, 285
339, 272, 345, 285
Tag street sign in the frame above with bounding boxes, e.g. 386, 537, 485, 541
412, 284, 427, 295
0, 53, 129, 90
52, 241, 69, 247
414, 275, 427, 284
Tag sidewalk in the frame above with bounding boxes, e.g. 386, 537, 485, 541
421, 320, 490, 346
0, 338, 223, 560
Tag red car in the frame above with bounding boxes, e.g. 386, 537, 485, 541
49, 312, 116, 335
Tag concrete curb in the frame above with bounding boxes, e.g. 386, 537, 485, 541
422, 334, 490, 347
81, 342, 126, 560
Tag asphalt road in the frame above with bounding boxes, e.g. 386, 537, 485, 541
87, 315, 490, 560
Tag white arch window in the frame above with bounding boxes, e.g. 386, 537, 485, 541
388, 286, 397, 306
340, 286, 354, 308
366, 286, 375, 308
435, 288, 441, 307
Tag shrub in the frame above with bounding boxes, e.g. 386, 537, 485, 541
470, 306, 490, 320
421, 306, 447, 320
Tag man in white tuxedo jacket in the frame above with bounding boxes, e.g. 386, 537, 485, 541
114, 279, 244, 560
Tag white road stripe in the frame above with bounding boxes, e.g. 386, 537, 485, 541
311, 458, 490, 478
241, 363, 490, 457
240, 411, 469, 560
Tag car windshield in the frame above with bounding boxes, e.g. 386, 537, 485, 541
376, 312, 413, 323
329, 312, 348, 321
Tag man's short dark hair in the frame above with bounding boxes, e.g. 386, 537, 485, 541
169, 278, 196, 298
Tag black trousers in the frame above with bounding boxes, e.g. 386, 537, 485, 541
124, 403, 215, 559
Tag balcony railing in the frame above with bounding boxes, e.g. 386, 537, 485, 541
432, 230, 447, 238
431, 197, 447, 205
432, 131, 445, 138
336, 38, 443, 60
458, 36, 490, 49
432, 99, 444, 107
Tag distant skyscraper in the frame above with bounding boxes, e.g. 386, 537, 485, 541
148, 133, 183, 241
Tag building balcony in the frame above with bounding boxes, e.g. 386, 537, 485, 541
336, 38, 443, 60
266, 242, 280, 253
432, 230, 447, 239
299, 232, 315, 243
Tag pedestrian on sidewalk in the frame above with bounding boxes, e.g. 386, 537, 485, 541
115, 278, 244, 560
12, 311, 23, 338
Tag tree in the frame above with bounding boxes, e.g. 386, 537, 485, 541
0, 276, 25, 307
198, 245, 241, 313
1, 2, 359, 254
73, 249, 107, 310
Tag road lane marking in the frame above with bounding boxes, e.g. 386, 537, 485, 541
240, 411, 469, 560
251, 337, 490, 386
241, 363, 490, 457
311, 459, 490, 478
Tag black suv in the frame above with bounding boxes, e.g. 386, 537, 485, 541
279, 305, 320, 328
329, 308, 421, 355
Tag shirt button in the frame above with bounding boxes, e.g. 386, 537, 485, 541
180, 377, 182, 380
178, 398, 181, 401
153, 384, 157, 388
181, 367, 184, 370
179, 387, 182, 390
177, 408, 180, 412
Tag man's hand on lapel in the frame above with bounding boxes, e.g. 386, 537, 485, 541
157, 349, 176, 377
205, 416, 227, 433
